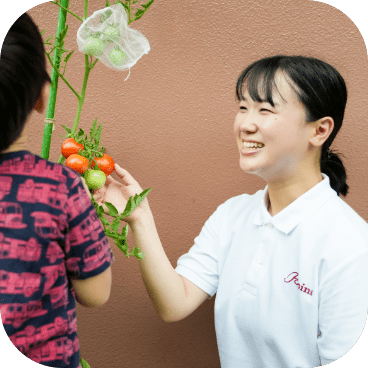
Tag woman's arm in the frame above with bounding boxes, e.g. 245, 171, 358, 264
94, 164, 209, 322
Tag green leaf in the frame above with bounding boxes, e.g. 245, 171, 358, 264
89, 119, 97, 139
61, 125, 72, 134
41, 29, 46, 36
135, 8, 145, 18
121, 224, 129, 237
130, 246, 145, 260
64, 50, 74, 63
80, 359, 90, 368
45, 35, 54, 43
112, 218, 120, 232
142, 0, 154, 9
119, 188, 152, 219
105, 0, 111, 7
105, 202, 119, 217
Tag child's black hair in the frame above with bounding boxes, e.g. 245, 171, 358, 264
236, 55, 348, 196
0, 12, 51, 152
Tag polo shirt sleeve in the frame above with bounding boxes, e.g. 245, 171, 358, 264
175, 203, 225, 298
317, 245, 368, 365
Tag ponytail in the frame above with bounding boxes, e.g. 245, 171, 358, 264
320, 147, 348, 196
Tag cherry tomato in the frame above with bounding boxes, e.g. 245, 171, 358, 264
103, 26, 120, 42
84, 37, 105, 57
61, 138, 84, 158
109, 48, 126, 66
84, 169, 106, 190
91, 153, 115, 176
65, 154, 89, 174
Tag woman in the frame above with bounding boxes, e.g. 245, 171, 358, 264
94, 55, 368, 367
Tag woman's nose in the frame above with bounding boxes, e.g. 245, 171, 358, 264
239, 112, 258, 133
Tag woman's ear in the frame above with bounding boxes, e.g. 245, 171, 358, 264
33, 83, 50, 113
309, 117, 334, 148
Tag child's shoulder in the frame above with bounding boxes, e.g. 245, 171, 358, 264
0, 150, 81, 186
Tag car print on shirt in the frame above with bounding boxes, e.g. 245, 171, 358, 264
41, 263, 66, 293
68, 209, 103, 246
31, 212, 67, 239
284, 271, 313, 296
82, 237, 111, 272
45, 241, 65, 264
0, 234, 41, 262
0, 271, 41, 298
17, 179, 68, 211
67, 186, 92, 221
0, 176, 12, 200
0, 301, 48, 329
0, 202, 28, 229
47, 283, 69, 310
0, 154, 66, 183
66, 257, 81, 279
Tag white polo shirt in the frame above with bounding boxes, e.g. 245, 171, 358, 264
176, 174, 368, 368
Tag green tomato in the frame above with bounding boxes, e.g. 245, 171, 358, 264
84, 37, 105, 57
109, 48, 126, 66
84, 170, 106, 190
103, 26, 121, 42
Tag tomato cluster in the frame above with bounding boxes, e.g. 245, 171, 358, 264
61, 135, 115, 190
84, 24, 126, 67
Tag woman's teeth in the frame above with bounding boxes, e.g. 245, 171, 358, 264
243, 142, 264, 148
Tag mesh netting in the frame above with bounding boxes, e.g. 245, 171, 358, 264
76, 3, 150, 74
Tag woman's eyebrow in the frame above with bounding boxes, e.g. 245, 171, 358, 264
242, 96, 280, 107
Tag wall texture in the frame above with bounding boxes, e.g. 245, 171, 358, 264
22, 0, 368, 367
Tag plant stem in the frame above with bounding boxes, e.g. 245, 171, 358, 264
45, 52, 80, 99
57, 0, 91, 164
50, 1, 83, 22
41, 0, 69, 159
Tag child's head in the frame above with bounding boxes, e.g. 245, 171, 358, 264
236, 55, 348, 196
0, 12, 51, 152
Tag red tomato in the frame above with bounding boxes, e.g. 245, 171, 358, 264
91, 153, 115, 176
61, 138, 84, 158
65, 154, 89, 174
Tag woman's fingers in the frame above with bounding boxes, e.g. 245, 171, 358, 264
114, 163, 139, 186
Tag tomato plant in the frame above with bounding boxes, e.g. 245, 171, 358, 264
65, 154, 89, 174
61, 138, 84, 158
109, 47, 126, 66
91, 153, 114, 176
84, 169, 107, 189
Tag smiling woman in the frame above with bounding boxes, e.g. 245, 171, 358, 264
94, 54, 368, 368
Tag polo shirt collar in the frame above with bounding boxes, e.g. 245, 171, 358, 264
253, 174, 337, 234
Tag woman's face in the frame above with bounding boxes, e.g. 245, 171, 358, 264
234, 72, 315, 182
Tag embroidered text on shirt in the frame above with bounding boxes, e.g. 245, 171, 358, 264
284, 272, 313, 296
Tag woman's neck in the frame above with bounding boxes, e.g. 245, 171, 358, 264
266, 169, 323, 216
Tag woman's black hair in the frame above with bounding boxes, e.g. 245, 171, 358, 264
0, 12, 51, 152
236, 55, 348, 196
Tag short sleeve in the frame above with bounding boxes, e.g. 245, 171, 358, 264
175, 204, 224, 297
317, 246, 368, 365
63, 169, 114, 280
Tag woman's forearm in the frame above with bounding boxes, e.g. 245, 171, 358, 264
130, 208, 191, 322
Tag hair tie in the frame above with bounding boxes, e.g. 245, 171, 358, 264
323, 148, 332, 161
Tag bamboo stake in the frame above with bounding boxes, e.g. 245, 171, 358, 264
41, 0, 69, 159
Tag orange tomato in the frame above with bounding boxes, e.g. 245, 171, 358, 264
65, 154, 89, 174
91, 153, 115, 176
61, 138, 84, 158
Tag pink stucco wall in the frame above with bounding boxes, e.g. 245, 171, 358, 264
18, 0, 368, 366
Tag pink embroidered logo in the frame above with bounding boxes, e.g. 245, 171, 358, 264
284, 272, 313, 296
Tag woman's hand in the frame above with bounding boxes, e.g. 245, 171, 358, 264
93, 163, 149, 224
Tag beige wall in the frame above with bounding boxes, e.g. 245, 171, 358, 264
24, 0, 368, 367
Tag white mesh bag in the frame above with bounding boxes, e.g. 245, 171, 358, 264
76, 3, 150, 76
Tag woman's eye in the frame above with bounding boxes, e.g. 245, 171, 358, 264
260, 108, 272, 112
240, 106, 247, 111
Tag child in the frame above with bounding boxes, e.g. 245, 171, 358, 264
0, 13, 114, 368
94, 55, 368, 367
